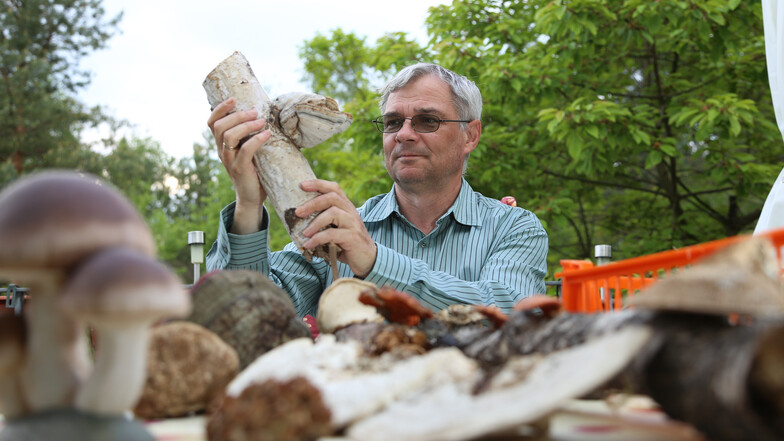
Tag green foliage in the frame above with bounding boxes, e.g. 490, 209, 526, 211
3, 0, 782, 286
299, 0, 783, 274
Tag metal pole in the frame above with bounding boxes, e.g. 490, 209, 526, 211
188, 231, 205, 285
594, 244, 612, 310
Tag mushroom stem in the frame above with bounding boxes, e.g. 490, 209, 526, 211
0, 374, 25, 419
2, 269, 91, 411
74, 321, 151, 415
0, 312, 27, 419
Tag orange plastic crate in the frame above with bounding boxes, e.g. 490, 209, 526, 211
554, 227, 784, 313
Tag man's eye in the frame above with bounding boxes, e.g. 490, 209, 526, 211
384, 119, 404, 130
419, 115, 439, 125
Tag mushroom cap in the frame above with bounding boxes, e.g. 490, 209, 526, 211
513, 295, 562, 317
133, 321, 239, 419
316, 278, 384, 334
186, 270, 311, 369
631, 237, 784, 317
59, 247, 190, 323
359, 287, 434, 326
0, 171, 156, 269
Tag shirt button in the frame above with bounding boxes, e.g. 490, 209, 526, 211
420, 242, 426, 248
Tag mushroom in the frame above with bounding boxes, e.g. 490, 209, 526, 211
207, 376, 333, 441
630, 236, 784, 317
0, 311, 27, 419
225, 335, 479, 431
471, 305, 508, 328
345, 327, 654, 441
186, 270, 312, 369
316, 278, 384, 334
59, 247, 191, 415
514, 295, 563, 318
133, 321, 239, 419
203, 52, 353, 265
358, 287, 434, 326
0, 171, 156, 411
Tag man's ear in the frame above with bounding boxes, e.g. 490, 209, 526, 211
463, 119, 482, 154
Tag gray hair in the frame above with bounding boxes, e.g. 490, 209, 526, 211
379, 63, 483, 124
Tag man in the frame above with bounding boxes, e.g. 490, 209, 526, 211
206, 63, 548, 316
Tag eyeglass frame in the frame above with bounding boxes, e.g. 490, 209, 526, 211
371, 113, 474, 133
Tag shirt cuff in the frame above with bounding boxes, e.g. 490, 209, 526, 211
221, 203, 271, 268
364, 242, 414, 288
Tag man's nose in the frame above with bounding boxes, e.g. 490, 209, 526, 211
395, 118, 418, 141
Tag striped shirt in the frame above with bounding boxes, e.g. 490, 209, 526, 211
206, 179, 548, 316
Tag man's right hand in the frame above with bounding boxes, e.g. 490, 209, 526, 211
207, 97, 272, 234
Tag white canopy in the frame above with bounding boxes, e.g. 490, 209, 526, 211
755, 0, 784, 234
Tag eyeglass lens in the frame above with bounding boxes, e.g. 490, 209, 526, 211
381, 115, 441, 133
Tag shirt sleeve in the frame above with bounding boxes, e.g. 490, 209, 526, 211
363, 211, 548, 314
205, 202, 331, 316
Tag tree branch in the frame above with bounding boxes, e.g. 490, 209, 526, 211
541, 169, 665, 196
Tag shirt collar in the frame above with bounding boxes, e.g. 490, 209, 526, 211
363, 179, 483, 227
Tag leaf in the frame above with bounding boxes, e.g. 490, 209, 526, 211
729, 115, 741, 136
659, 143, 677, 156
585, 125, 600, 139
645, 150, 663, 169
566, 132, 583, 160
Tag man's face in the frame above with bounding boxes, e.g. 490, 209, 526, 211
382, 75, 479, 189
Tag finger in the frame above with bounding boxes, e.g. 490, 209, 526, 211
296, 182, 353, 217
302, 206, 346, 238
207, 98, 236, 130
300, 179, 343, 195
302, 225, 347, 254
221, 117, 267, 152
234, 129, 271, 159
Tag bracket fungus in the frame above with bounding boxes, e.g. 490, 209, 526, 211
203, 52, 353, 275
630, 236, 784, 317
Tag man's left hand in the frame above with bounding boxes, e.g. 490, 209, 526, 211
296, 180, 377, 278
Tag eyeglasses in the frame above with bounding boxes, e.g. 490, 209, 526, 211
371, 114, 473, 133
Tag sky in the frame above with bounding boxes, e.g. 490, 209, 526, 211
79, 0, 449, 159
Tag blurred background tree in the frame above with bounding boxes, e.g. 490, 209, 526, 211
1, 0, 782, 282
0, 0, 119, 180
299, 0, 783, 272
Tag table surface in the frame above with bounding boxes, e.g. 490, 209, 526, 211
1, 396, 706, 441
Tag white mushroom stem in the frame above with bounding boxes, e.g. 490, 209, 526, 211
0, 269, 91, 412
74, 319, 152, 415
0, 371, 25, 419
0, 316, 27, 418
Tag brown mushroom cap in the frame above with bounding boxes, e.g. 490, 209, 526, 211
60, 247, 190, 322
0, 171, 155, 270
